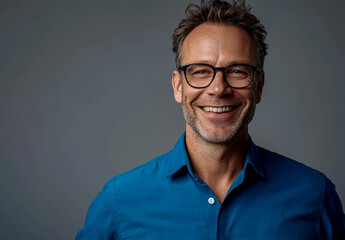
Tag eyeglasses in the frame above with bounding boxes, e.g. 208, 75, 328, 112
178, 63, 262, 89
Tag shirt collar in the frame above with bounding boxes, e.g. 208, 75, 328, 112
244, 136, 265, 179
164, 132, 189, 178
164, 133, 265, 179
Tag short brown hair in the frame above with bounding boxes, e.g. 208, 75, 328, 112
172, 0, 268, 68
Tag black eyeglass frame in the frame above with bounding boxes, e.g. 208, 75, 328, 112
178, 63, 262, 89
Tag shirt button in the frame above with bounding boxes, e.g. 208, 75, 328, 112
208, 197, 215, 205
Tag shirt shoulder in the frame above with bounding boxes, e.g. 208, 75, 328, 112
257, 146, 327, 185
108, 134, 188, 192
107, 150, 176, 193
253, 146, 345, 238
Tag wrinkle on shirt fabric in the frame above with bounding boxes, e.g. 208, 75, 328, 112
76, 133, 345, 240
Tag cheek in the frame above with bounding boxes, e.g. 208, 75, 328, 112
237, 88, 257, 106
182, 85, 204, 104
245, 86, 257, 98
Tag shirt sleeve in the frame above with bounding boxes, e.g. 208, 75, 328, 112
75, 179, 119, 240
320, 178, 345, 239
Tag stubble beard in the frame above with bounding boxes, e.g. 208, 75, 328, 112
182, 98, 255, 144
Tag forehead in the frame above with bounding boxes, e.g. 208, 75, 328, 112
181, 23, 256, 66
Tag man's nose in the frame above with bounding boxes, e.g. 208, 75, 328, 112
206, 70, 232, 96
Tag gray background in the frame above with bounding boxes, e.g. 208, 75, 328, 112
1, 0, 344, 239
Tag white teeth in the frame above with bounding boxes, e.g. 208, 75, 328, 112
203, 106, 232, 113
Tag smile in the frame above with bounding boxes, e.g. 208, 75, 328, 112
202, 106, 233, 113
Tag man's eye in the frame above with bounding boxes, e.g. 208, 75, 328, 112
230, 70, 245, 74
226, 68, 249, 79
195, 70, 207, 74
192, 69, 211, 75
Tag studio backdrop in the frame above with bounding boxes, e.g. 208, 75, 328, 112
0, 0, 344, 239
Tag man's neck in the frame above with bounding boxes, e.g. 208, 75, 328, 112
185, 127, 249, 203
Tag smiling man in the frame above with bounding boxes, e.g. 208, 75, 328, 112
172, 23, 263, 203
76, 1, 345, 239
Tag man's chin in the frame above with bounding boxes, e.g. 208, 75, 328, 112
192, 125, 242, 144
183, 107, 250, 144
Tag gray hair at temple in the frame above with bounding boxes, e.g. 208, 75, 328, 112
172, 0, 268, 69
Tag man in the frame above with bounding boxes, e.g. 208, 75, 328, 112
76, 0, 345, 239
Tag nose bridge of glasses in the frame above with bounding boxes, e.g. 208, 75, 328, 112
212, 66, 228, 85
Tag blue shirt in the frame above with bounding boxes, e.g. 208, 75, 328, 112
76, 134, 345, 239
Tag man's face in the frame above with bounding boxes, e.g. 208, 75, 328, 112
172, 23, 264, 144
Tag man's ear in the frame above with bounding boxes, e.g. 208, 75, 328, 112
255, 70, 265, 104
172, 70, 182, 103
